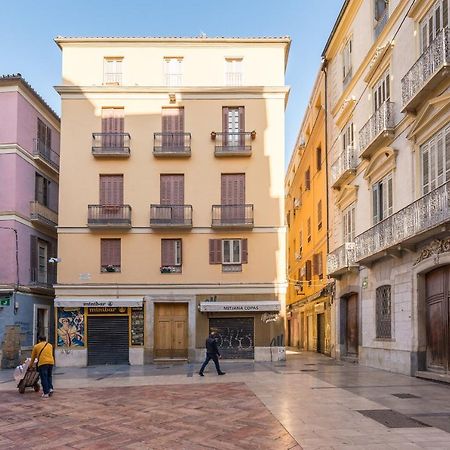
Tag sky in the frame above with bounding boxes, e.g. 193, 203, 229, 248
0, 0, 343, 164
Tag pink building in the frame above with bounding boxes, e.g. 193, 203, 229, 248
0, 74, 60, 366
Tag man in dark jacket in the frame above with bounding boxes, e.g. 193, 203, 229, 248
199, 332, 225, 376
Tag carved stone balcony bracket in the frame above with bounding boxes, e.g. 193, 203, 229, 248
414, 237, 450, 266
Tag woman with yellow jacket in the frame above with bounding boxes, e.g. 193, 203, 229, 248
29, 336, 54, 398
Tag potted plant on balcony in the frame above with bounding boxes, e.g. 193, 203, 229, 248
210, 131, 217, 140
251, 130, 256, 140
105, 265, 117, 272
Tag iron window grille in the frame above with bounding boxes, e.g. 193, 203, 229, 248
376, 285, 392, 338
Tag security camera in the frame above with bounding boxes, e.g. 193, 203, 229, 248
48, 257, 62, 263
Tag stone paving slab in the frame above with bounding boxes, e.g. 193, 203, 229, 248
0, 382, 301, 450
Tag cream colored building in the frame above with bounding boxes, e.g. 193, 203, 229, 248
54, 36, 290, 366
325, 0, 450, 378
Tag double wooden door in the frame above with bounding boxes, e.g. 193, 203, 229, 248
160, 174, 184, 222
154, 303, 188, 359
221, 174, 245, 222
425, 266, 450, 374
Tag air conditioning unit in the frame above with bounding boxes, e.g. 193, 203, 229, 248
294, 198, 301, 209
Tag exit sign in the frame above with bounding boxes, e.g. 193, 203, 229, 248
0, 296, 10, 307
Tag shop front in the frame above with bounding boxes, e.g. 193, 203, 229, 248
196, 298, 285, 361
54, 298, 144, 367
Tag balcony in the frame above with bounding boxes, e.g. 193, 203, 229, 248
150, 204, 193, 229
212, 132, 255, 156
374, 7, 388, 39
87, 205, 132, 228
331, 146, 357, 188
359, 102, 395, 159
401, 27, 450, 113
165, 73, 182, 86
30, 268, 56, 290
354, 181, 450, 265
153, 133, 191, 157
327, 242, 358, 278
30, 201, 58, 230
225, 72, 243, 86
33, 139, 59, 173
211, 204, 254, 229
92, 132, 131, 157
103, 72, 122, 85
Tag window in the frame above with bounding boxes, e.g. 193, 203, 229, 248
222, 107, 245, 148
35, 173, 50, 207
313, 252, 323, 279
421, 124, 450, 194
342, 121, 354, 151
297, 268, 304, 293
342, 38, 352, 87
103, 58, 123, 85
374, 0, 389, 38
101, 239, 121, 272
343, 205, 356, 242
307, 217, 312, 242
299, 229, 303, 254
376, 285, 392, 338
420, 0, 449, 53
373, 70, 390, 112
164, 57, 183, 86
100, 174, 123, 205
101, 108, 125, 148
316, 147, 322, 171
317, 200, 323, 230
305, 260, 312, 285
225, 58, 243, 86
209, 239, 248, 271
37, 118, 52, 155
305, 168, 311, 191
37, 241, 48, 283
161, 239, 182, 273
372, 173, 393, 224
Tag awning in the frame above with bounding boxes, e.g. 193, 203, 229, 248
55, 297, 143, 308
199, 301, 280, 313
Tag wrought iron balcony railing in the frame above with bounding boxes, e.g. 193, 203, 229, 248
374, 7, 389, 39
354, 181, 450, 264
150, 204, 193, 228
225, 72, 243, 86
212, 131, 255, 156
87, 204, 132, 228
92, 132, 131, 157
103, 72, 122, 85
30, 201, 58, 229
359, 101, 395, 158
164, 73, 182, 86
327, 242, 358, 278
211, 204, 254, 228
33, 139, 60, 172
401, 27, 450, 112
331, 146, 358, 188
153, 132, 191, 157
30, 268, 56, 288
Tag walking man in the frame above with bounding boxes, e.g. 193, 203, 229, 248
199, 331, 226, 376
29, 336, 54, 398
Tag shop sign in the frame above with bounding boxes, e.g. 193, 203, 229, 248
0, 296, 11, 307
199, 301, 280, 312
55, 297, 143, 307
88, 307, 128, 315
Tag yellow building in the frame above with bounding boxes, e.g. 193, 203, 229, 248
285, 71, 331, 354
54, 36, 290, 366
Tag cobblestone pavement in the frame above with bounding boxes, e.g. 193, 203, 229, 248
1, 352, 450, 449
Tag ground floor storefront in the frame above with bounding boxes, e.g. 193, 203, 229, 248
54, 292, 285, 367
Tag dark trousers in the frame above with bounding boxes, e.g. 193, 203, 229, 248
200, 353, 222, 374
38, 364, 54, 394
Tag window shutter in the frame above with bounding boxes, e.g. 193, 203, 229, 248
318, 252, 323, 277
47, 240, 55, 284
238, 107, 245, 146
318, 200, 322, 228
100, 175, 123, 205
209, 239, 222, 264
101, 239, 121, 268
30, 235, 38, 282
305, 260, 312, 281
222, 107, 229, 133
46, 126, 51, 150
312, 254, 318, 276
372, 183, 379, 224
161, 239, 172, 266
305, 168, 311, 190
241, 239, 248, 264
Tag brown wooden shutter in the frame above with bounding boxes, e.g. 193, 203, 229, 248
101, 239, 121, 268
306, 260, 312, 281
37, 118, 45, 144
100, 175, 123, 205
30, 235, 38, 282
46, 126, 52, 150
238, 107, 245, 132
305, 168, 311, 190
162, 108, 184, 132
318, 252, 323, 277
161, 239, 172, 266
160, 174, 184, 205
318, 200, 322, 228
221, 174, 245, 205
222, 107, 229, 133
312, 254, 318, 276
241, 239, 248, 264
209, 239, 222, 264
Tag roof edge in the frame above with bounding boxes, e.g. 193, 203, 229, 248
321, 0, 351, 57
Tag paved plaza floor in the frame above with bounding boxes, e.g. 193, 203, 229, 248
1, 352, 450, 449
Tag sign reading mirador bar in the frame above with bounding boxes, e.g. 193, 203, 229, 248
199, 301, 280, 313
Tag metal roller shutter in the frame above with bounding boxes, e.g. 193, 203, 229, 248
87, 316, 129, 366
209, 317, 254, 359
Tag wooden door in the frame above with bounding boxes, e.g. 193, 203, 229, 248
102, 108, 124, 148
317, 313, 325, 354
162, 107, 184, 149
425, 266, 450, 373
307, 314, 314, 351
154, 303, 188, 359
221, 174, 245, 222
160, 175, 184, 223
100, 175, 123, 205
346, 294, 359, 356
